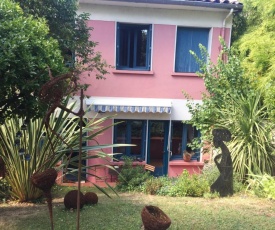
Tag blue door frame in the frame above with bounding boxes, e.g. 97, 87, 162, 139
147, 120, 169, 176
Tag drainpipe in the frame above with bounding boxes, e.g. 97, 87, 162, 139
222, 8, 234, 42
221, 8, 234, 60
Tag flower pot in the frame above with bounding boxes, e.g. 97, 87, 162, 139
183, 153, 192, 162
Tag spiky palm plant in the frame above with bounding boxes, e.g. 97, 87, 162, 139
216, 93, 275, 180
0, 101, 121, 202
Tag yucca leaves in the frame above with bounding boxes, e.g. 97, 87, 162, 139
216, 93, 275, 180
0, 101, 126, 202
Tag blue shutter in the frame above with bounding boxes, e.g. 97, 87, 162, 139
175, 27, 209, 73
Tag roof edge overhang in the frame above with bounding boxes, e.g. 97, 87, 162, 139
79, 0, 243, 13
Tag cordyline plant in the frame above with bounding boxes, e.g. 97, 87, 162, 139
0, 99, 123, 202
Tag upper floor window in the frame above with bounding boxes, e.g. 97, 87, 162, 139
175, 27, 209, 73
116, 23, 152, 71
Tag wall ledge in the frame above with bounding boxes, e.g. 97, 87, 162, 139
113, 70, 154, 75
171, 72, 198, 77
169, 160, 204, 166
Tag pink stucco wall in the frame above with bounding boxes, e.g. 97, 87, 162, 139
80, 20, 231, 182
86, 119, 113, 183
168, 160, 204, 177
82, 20, 231, 100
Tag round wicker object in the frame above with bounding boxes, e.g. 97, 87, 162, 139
64, 190, 85, 209
84, 192, 98, 205
141, 205, 171, 230
31, 168, 57, 191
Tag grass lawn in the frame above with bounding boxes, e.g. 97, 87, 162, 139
1, 186, 275, 230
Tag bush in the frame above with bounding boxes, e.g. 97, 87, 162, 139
233, 172, 246, 193
116, 157, 152, 192
143, 176, 172, 195
143, 170, 209, 197
200, 163, 220, 185
0, 178, 10, 201
167, 170, 209, 197
246, 173, 275, 199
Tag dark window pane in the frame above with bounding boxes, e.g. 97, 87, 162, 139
114, 121, 127, 155
130, 121, 142, 155
172, 121, 183, 156
114, 120, 144, 158
117, 23, 151, 70
119, 28, 129, 67
136, 29, 148, 67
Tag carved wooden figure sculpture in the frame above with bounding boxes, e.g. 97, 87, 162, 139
211, 129, 233, 197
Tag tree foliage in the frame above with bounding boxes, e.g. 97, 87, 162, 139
0, 0, 109, 123
0, 0, 65, 123
15, 0, 108, 77
184, 41, 251, 140
233, 0, 275, 120
185, 42, 275, 180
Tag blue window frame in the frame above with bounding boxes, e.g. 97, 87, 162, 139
116, 23, 152, 71
113, 119, 146, 160
175, 27, 209, 73
170, 121, 200, 160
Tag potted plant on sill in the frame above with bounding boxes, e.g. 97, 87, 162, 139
183, 150, 195, 162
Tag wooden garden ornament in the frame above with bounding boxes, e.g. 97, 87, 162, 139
210, 129, 233, 197
141, 205, 171, 230
31, 168, 58, 230
31, 69, 85, 230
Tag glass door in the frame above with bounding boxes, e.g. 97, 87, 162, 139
147, 120, 169, 176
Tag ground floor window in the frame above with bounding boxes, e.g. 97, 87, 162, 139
113, 119, 146, 160
170, 121, 200, 160
113, 119, 200, 162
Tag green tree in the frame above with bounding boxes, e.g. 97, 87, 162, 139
184, 42, 251, 140
0, 0, 65, 123
185, 43, 275, 180
0, 0, 109, 123
16, 0, 108, 78
233, 0, 275, 120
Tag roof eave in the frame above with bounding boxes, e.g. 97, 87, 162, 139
79, 0, 243, 13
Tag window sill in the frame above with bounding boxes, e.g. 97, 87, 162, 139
113, 70, 154, 75
171, 72, 199, 77
110, 161, 146, 166
169, 160, 204, 166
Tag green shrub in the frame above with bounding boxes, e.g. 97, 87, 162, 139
167, 170, 209, 197
203, 191, 220, 199
233, 172, 246, 193
0, 178, 10, 200
246, 173, 275, 199
116, 157, 152, 192
143, 170, 209, 197
143, 176, 172, 195
200, 163, 220, 185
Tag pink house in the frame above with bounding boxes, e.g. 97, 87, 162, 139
73, 0, 243, 184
